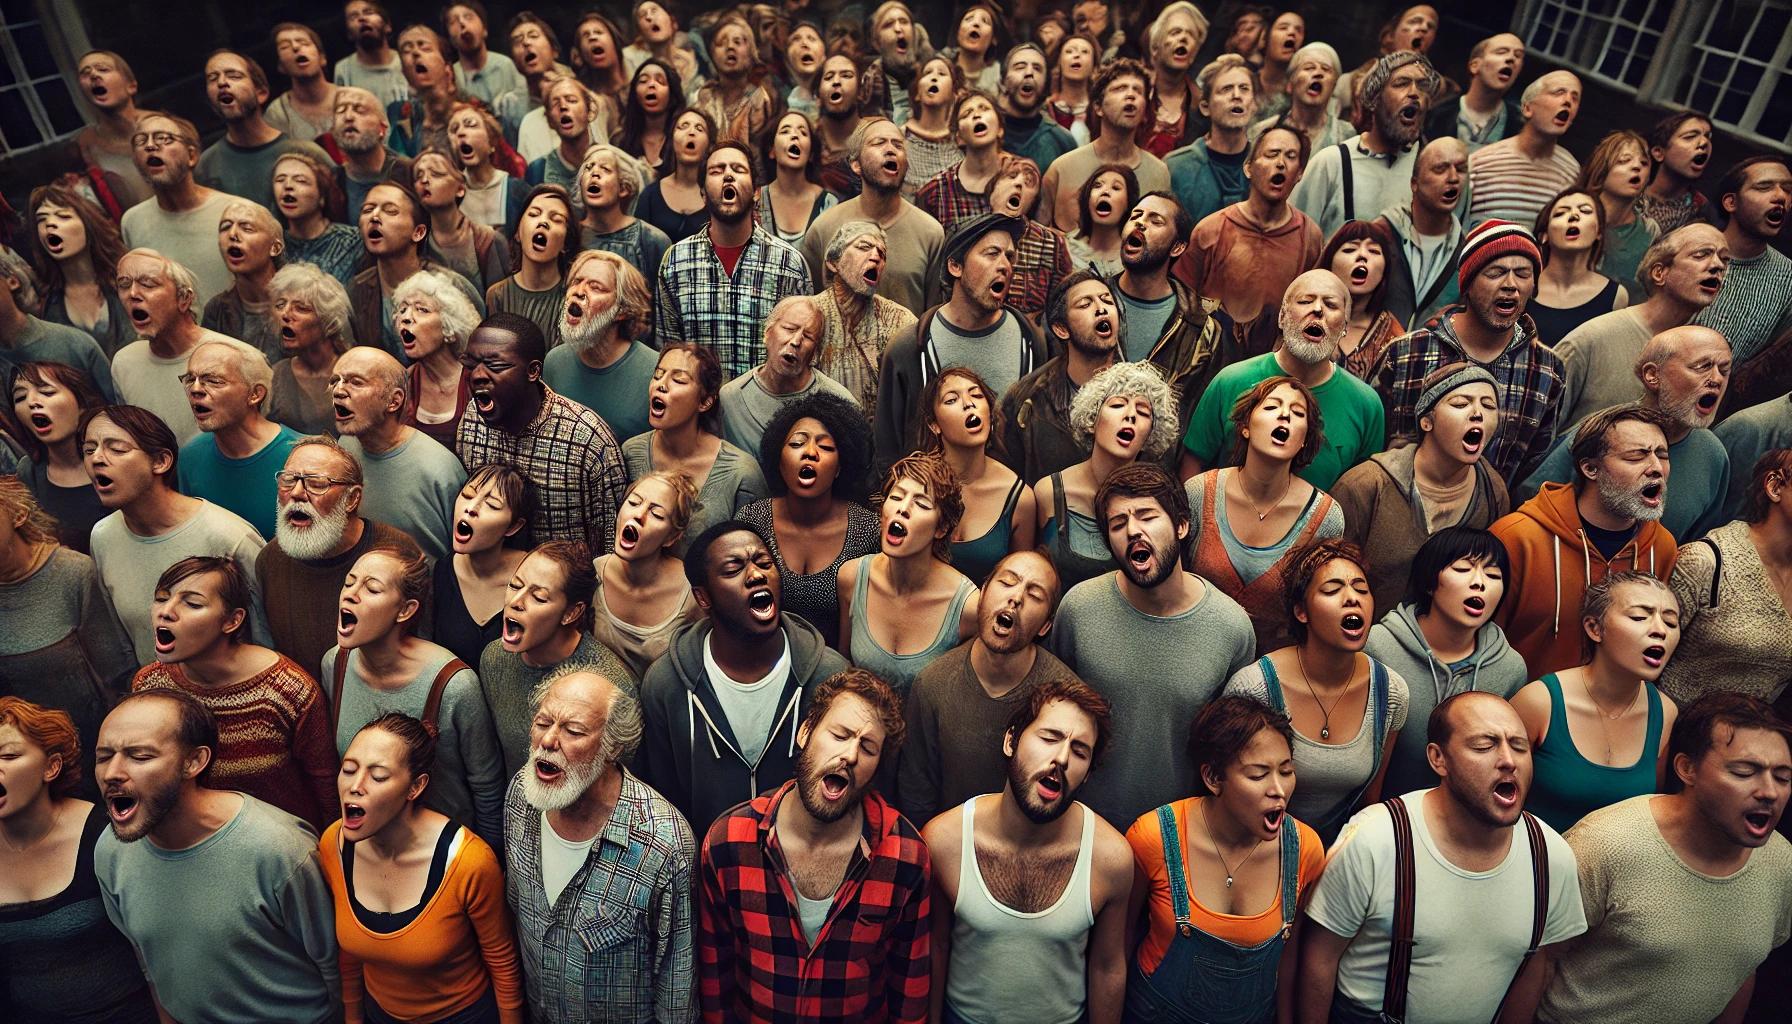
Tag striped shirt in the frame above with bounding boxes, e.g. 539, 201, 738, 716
654, 225, 813, 378
454, 385, 629, 551
1465, 139, 1581, 229
1696, 246, 1792, 364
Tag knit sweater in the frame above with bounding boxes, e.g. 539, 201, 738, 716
1661, 520, 1792, 704
256, 520, 423, 686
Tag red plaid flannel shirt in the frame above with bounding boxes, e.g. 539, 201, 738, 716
697, 781, 931, 1024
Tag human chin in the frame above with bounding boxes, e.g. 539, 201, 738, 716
521, 748, 601, 811
276, 498, 350, 559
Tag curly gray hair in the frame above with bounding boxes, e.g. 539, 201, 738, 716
530, 662, 645, 768
390, 270, 480, 356
270, 262, 352, 346
1068, 361, 1180, 459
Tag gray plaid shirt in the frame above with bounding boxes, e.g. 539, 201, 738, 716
653, 224, 813, 379
455, 385, 629, 552
504, 769, 697, 1024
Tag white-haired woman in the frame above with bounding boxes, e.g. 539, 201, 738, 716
202, 199, 285, 361
394, 269, 482, 448
1034, 361, 1180, 589
266, 262, 353, 435
575, 144, 673, 293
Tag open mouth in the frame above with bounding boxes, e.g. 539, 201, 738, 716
972, 122, 989, 136
216, 90, 236, 108
281, 323, 299, 340
472, 389, 496, 414
885, 519, 908, 545
1115, 426, 1136, 447
1340, 613, 1366, 641
1564, 225, 1581, 241
366, 227, 385, 243
1094, 199, 1113, 218
863, 265, 880, 285
1094, 315, 1113, 338
190, 403, 212, 419
454, 518, 474, 542
829, 89, 844, 104
1554, 109, 1571, 125
989, 277, 1007, 296
1691, 151, 1710, 168
1263, 806, 1285, 832
130, 305, 152, 324
619, 522, 641, 550
787, 142, 804, 159
1036, 770, 1064, 801
1463, 595, 1487, 616
1122, 229, 1146, 255
721, 184, 738, 203
1697, 392, 1720, 413
1126, 539, 1153, 569
748, 588, 777, 620
1744, 810, 1775, 836
1641, 481, 1664, 502
458, 141, 476, 159
338, 608, 359, 637
1173, 45, 1189, 60
796, 464, 819, 484
1305, 79, 1324, 97
502, 617, 524, 643
1497, 66, 1514, 82
105, 793, 139, 824
91, 84, 109, 100
882, 158, 900, 176
285, 506, 315, 529
1441, 186, 1461, 203
29, 412, 53, 432
154, 626, 177, 654
992, 607, 1016, 633
1493, 298, 1519, 316
413, 61, 430, 78
559, 114, 576, 130
44, 231, 63, 251
226, 244, 245, 261
779, 349, 801, 369
1270, 424, 1291, 444
1628, 174, 1644, 189
92, 471, 114, 490
819, 769, 850, 800
1268, 171, 1287, 189
1698, 275, 1723, 294
534, 757, 564, 783
1642, 644, 1667, 668
278, 192, 300, 211
342, 802, 367, 828
1349, 264, 1369, 285
1492, 778, 1520, 806
1463, 426, 1485, 453
531, 230, 549, 250
649, 395, 668, 415
1302, 321, 1327, 341
1765, 208, 1786, 228
1398, 103, 1419, 125
964, 412, 983, 431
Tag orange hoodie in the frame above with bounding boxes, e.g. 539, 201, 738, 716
1490, 482, 1678, 678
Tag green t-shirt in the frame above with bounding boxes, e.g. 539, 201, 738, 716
1181, 352, 1386, 491
542, 340, 659, 444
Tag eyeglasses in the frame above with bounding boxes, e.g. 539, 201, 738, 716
81, 439, 140, 459
178, 373, 235, 390
131, 130, 191, 149
275, 471, 356, 495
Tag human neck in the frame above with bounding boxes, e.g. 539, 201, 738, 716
756, 362, 813, 397
1413, 437, 1474, 490
1242, 190, 1292, 230
463, 160, 499, 188
287, 209, 329, 240
1093, 125, 1137, 162
1576, 486, 1637, 533
1119, 563, 1195, 615
46, 434, 83, 471
314, 515, 367, 561
1056, 79, 1089, 106
223, 113, 281, 149
779, 491, 835, 526
855, 183, 905, 222
1235, 454, 1294, 498
122, 485, 198, 536
547, 762, 623, 836
1539, 249, 1594, 289
462, 543, 515, 576
654, 417, 704, 455
776, 783, 861, 846
457, 43, 489, 70
1634, 291, 1697, 335
1645, 166, 1692, 203
1653, 792, 1752, 873
234, 266, 275, 305
0, 789, 59, 848
212, 413, 279, 459
1286, 97, 1329, 130
179, 639, 252, 688
968, 639, 1039, 698
708, 620, 785, 679
95, 102, 141, 139
1207, 123, 1247, 155
1117, 263, 1172, 301
1422, 786, 1513, 860
1088, 223, 1121, 250
1203, 797, 1267, 849
1272, 347, 1335, 388
1063, 344, 1117, 386
708, 215, 753, 249
1412, 199, 1454, 236
962, 143, 1002, 177
146, 787, 239, 851
153, 177, 208, 214
1447, 311, 1513, 361
1724, 220, 1768, 261
1299, 636, 1356, 682
994, 781, 1076, 841
881, 549, 935, 593
1599, 191, 1636, 228
829, 278, 868, 321
358, 41, 394, 65
376, 250, 424, 292
613, 549, 669, 588
418, 344, 461, 383
1583, 650, 1646, 705
575, 331, 629, 371
59, 252, 98, 287
1154, 67, 1188, 98
517, 256, 561, 291
773, 164, 812, 192
672, 158, 702, 187
584, 202, 629, 233
716, 71, 748, 103
1643, 395, 1692, 444
1463, 79, 1505, 114
1516, 124, 1557, 161
147, 319, 204, 360
1416, 608, 1477, 662
943, 291, 1002, 332
352, 626, 413, 677
345, 144, 388, 177
494, 388, 546, 436
521, 626, 582, 668
357, 416, 410, 456
288, 74, 330, 104
556, 133, 591, 169
363, 801, 427, 858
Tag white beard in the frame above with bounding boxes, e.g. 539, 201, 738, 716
561, 299, 620, 352
520, 748, 604, 811
1280, 326, 1337, 366
274, 498, 351, 561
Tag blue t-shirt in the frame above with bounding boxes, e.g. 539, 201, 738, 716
176, 425, 304, 540
542, 341, 658, 444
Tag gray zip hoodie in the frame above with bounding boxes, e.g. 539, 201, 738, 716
1364, 601, 1529, 796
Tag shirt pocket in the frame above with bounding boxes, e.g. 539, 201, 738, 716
578, 905, 647, 1003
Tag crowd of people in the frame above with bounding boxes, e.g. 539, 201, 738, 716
5, 1, 1792, 1022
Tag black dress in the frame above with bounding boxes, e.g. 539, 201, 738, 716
1527, 277, 1621, 347
737, 499, 880, 650
431, 556, 506, 668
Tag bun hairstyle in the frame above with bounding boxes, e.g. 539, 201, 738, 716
359, 711, 437, 789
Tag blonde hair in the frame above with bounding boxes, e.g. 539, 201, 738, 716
628, 469, 700, 545
0, 476, 60, 547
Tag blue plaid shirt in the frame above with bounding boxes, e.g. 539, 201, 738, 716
654, 224, 812, 379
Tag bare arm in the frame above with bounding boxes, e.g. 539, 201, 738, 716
1033, 475, 1057, 542
1010, 483, 1039, 552
1276, 917, 1305, 1024
836, 556, 858, 664
1296, 916, 1353, 1024
1086, 829, 1133, 1024
1713, 971, 1757, 1024
1497, 941, 1564, 1024
920, 814, 959, 1024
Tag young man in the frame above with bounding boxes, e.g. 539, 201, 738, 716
916, 90, 1006, 233
1371, 219, 1564, 484
386, 24, 474, 158
526, 74, 601, 187
1049, 463, 1256, 829
454, 312, 628, 551
1000, 270, 1122, 483
694, 15, 775, 152
0, 246, 116, 399
1426, 33, 1525, 153
1697, 157, 1792, 411
998, 43, 1076, 178
93, 691, 339, 1024
330, 85, 414, 220
444, 1, 526, 115
333, 0, 409, 106
1040, 59, 1172, 233
1292, 50, 1438, 241
986, 156, 1073, 321
1491, 405, 1679, 677
196, 50, 335, 214
1298, 691, 1588, 1023
1175, 124, 1324, 347
875, 213, 1045, 470
347, 182, 484, 353
85, 405, 267, 664
258, 436, 421, 677
575, 144, 672, 289
1140, 3, 1210, 157
1523, 325, 1733, 540
815, 53, 866, 191
696, 669, 929, 1024
922, 679, 1132, 1024
719, 296, 855, 454
176, 340, 303, 539
1552, 223, 1730, 428
265, 23, 339, 143
812, 220, 919, 414
1181, 270, 1386, 491
636, 520, 850, 833
1164, 54, 1258, 225
131, 556, 337, 829
1378, 136, 1468, 327
1465, 70, 1584, 228
542, 249, 658, 441
505, 666, 696, 1024
118, 113, 240, 308
1539, 692, 1792, 1024
804, 117, 946, 319
1638, 112, 1715, 233
331, 346, 466, 559
657, 142, 812, 378
74, 49, 154, 208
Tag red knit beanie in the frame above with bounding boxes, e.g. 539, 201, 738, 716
1457, 219, 1543, 291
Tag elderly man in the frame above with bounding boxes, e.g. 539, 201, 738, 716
1427, 33, 1526, 152
0, 245, 116, 397
1164, 53, 1259, 224
575, 144, 672, 292
1251, 42, 1357, 155
177, 340, 304, 539
1553, 223, 1730, 428
804, 116, 946, 318
111, 248, 246, 444
1141, 3, 1212, 157
813, 220, 918, 413
542, 250, 657, 443
258, 435, 423, 677
1379, 136, 1469, 327
506, 665, 695, 1024
1292, 50, 1438, 240
331, 346, 466, 559
719, 296, 856, 454
1522, 325, 1733, 540
1466, 70, 1584, 228
195, 50, 334, 213
1181, 269, 1385, 490
118, 112, 240, 306
1040, 59, 1171, 233
330, 85, 414, 219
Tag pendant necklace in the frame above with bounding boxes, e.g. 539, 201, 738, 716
1235, 468, 1293, 522
1581, 673, 1642, 764
1295, 645, 1349, 741
1201, 800, 1264, 889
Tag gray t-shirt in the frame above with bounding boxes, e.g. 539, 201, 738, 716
927, 310, 1029, 400
718, 367, 858, 454
543, 341, 658, 445
479, 632, 639, 779
196, 135, 335, 216
332, 53, 410, 106
89, 500, 268, 663
1117, 288, 1176, 362
0, 315, 118, 401
582, 219, 673, 288
339, 432, 467, 561
95, 795, 339, 1024
119, 192, 242, 307
703, 631, 792, 766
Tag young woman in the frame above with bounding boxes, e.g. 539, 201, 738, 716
327, 546, 503, 848
615, 58, 686, 181
922, 366, 1037, 585
1323, 220, 1404, 378
1186, 376, 1344, 654
944, 4, 1004, 94
838, 453, 979, 693
571, 10, 630, 113
0, 698, 154, 1023
592, 470, 704, 678
394, 269, 482, 448
1664, 448, 1792, 705
1066, 163, 1136, 276
484, 184, 575, 350
1036, 362, 1179, 590
413, 149, 510, 296
1125, 695, 1324, 1024
1255, 11, 1306, 120
1577, 130, 1662, 303
1528, 188, 1627, 345
446, 104, 529, 238
322, 713, 523, 1024
1222, 539, 1408, 844
779, 20, 825, 117
755, 111, 839, 245
635, 107, 714, 244
203, 199, 285, 361
1048, 33, 1098, 146
623, 0, 705, 94
272, 151, 363, 285
527, 75, 607, 188
901, 56, 967, 199
9, 361, 109, 551
1511, 571, 1680, 833
434, 464, 533, 668
1364, 526, 1529, 798
27, 183, 132, 356
266, 262, 353, 436
739, 392, 879, 648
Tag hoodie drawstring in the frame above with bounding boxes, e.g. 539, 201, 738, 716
1551, 534, 1562, 637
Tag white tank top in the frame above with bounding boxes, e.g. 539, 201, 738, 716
945, 797, 1097, 1024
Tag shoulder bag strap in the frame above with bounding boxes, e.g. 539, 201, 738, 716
1337, 143, 1356, 223
1257, 655, 1288, 711
422, 659, 470, 730
1489, 812, 1551, 1024
1698, 537, 1723, 610
1382, 796, 1418, 1023
331, 651, 349, 731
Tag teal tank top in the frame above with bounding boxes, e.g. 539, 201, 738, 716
1528, 672, 1663, 833
949, 477, 1025, 586
847, 555, 977, 695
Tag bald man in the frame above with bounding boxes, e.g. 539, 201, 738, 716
330, 84, 414, 223
1379, 136, 1469, 326
330, 346, 466, 559
1426, 33, 1526, 152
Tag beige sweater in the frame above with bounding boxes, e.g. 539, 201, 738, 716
1662, 519, 1792, 703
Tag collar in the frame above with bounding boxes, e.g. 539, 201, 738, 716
1348, 133, 1416, 167
597, 768, 648, 850
757, 778, 878, 865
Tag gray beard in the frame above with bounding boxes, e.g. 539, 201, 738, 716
274, 499, 351, 560
1280, 327, 1336, 366
520, 748, 605, 811
561, 300, 619, 352
1597, 474, 1666, 523
337, 131, 380, 155
1376, 101, 1423, 148
1657, 388, 1710, 431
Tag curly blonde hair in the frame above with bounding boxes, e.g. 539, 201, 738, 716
1068, 362, 1179, 459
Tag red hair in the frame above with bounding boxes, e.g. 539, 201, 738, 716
0, 696, 82, 798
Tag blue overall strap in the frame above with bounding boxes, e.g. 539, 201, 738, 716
1277, 815, 1301, 934
1327, 660, 1393, 836
1157, 804, 1196, 933
1256, 655, 1287, 711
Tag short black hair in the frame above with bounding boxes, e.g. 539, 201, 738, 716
473, 311, 547, 364
757, 392, 873, 501
1403, 526, 1512, 616
682, 518, 772, 590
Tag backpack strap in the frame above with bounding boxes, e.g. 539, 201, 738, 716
1489, 812, 1551, 1024
422, 659, 470, 730
1256, 654, 1288, 711
1337, 142, 1356, 223
1382, 796, 1418, 1023
1694, 537, 1723, 610
330, 651, 349, 732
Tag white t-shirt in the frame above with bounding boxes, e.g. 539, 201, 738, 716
540, 811, 598, 905
703, 632, 791, 766
111, 329, 252, 446
1305, 790, 1588, 1023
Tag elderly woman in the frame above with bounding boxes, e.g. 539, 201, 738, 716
574, 144, 672, 294
27, 183, 132, 356
202, 199, 285, 360
272, 151, 363, 285
814, 220, 917, 414
394, 269, 483, 448
266, 262, 353, 435
1036, 361, 1181, 590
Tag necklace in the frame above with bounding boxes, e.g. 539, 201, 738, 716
1580, 672, 1643, 763
1201, 800, 1265, 889
1295, 645, 1351, 741
0, 802, 61, 854
1234, 468, 1293, 522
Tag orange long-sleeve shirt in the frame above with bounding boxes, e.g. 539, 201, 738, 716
319, 821, 525, 1024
